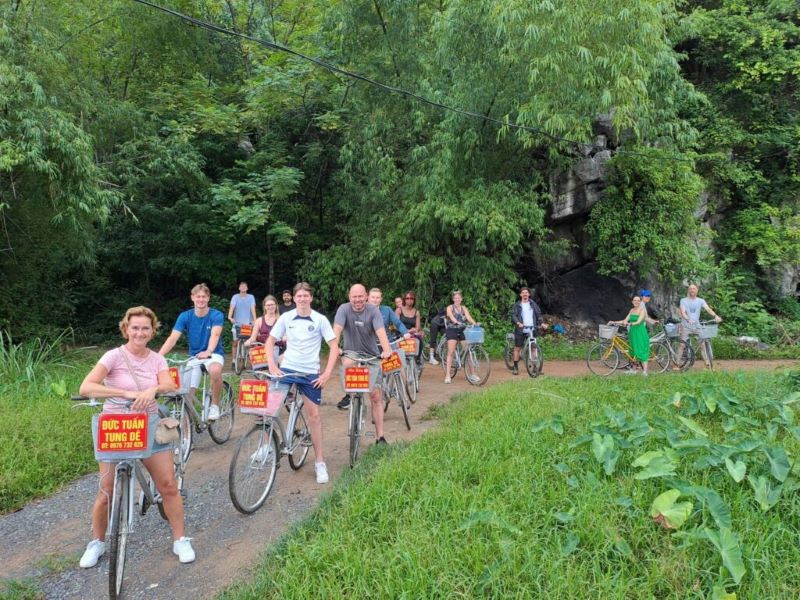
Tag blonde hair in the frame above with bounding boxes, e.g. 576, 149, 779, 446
262, 294, 278, 312
119, 306, 160, 339
191, 282, 211, 296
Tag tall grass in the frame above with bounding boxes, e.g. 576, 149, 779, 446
0, 329, 71, 387
220, 370, 800, 600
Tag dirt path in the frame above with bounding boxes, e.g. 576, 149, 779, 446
1, 358, 796, 598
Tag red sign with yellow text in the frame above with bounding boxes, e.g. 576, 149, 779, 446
381, 353, 402, 374
249, 345, 269, 368
399, 339, 417, 354
238, 379, 271, 415
96, 413, 150, 453
169, 367, 180, 388
238, 324, 253, 338
344, 367, 371, 392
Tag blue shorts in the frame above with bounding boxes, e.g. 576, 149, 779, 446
278, 368, 322, 405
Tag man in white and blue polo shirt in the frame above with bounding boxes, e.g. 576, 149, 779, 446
265, 282, 338, 484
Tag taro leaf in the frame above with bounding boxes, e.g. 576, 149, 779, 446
531, 419, 549, 433
566, 476, 579, 488
604, 408, 627, 428
693, 454, 723, 469
722, 418, 737, 433
766, 422, 779, 441
672, 437, 712, 449
747, 475, 783, 512
776, 404, 795, 426
700, 489, 732, 530
568, 433, 593, 448
704, 527, 746, 585
613, 537, 633, 557
682, 394, 701, 415
702, 387, 719, 413
554, 510, 576, 524
554, 462, 570, 474
784, 477, 800, 494
633, 450, 678, 480
670, 392, 682, 408
725, 458, 747, 483
591, 433, 619, 475
560, 532, 580, 556
782, 391, 800, 405
764, 446, 791, 482
615, 496, 633, 508
677, 415, 709, 437
711, 585, 737, 600
650, 489, 693, 530
735, 439, 761, 454
585, 472, 601, 488
789, 427, 800, 441
532, 416, 564, 435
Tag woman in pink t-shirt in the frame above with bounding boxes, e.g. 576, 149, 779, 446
77, 306, 195, 568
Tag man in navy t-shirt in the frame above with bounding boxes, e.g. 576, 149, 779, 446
159, 283, 226, 420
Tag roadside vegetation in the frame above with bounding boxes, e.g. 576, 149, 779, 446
221, 369, 800, 600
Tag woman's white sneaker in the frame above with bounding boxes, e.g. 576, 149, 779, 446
79, 539, 105, 568
315, 462, 329, 484
173, 537, 195, 563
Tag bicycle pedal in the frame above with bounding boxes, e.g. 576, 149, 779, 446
365, 431, 375, 438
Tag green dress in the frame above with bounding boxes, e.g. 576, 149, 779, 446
627, 314, 650, 362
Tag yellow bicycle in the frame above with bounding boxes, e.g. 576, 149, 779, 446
586, 324, 669, 376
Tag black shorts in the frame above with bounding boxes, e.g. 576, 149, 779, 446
445, 328, 465, 342
514, 331, 528, 348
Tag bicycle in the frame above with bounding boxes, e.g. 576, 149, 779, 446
398, 336, 421, 403
586, 324, 670, 376
437, 325, 491, 385
649, 321, 694, 372
228, 371, 312, 514
679, 319, 720, 370
380, 342, 412, 431
502, 327, 544, 377
72, 395, 186, 600
166, 357, 235, 458
231, 324, 253, 375
341, 351, 381, 467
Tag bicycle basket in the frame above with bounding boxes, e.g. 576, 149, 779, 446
239, 378, 284, 416
237, 324, 253, 339
698, 324, 719, 339
381, 352, 404, 374
342, 365, 373, 393
664, 323, 679, 338
248, 345, 270, 370
464, 326, 484, 344
92, 412, 155, 461
398, 337, 418, 354
598, 324, 618, 340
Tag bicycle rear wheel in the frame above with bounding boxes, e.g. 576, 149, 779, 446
209, 380, 235, 444
703, 340, 715, 370
587, 343, 619, 376
525, 342, 544, 378
229, 425, 279, 514
405, 362, 418, 403
503, 335, 514, 370
234, 342, 246, 375
464, 345, 491, 386
108, 467, 130, 600
287, 406, 310, 470
348, 394, 363, 468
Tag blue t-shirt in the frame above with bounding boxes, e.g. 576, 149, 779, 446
230, 293, 256, 325
174, 308, 225, 356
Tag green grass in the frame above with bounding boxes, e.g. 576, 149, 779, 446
0, 579, 43, 600
220, 369, 800, 600
0, 350, 98, 513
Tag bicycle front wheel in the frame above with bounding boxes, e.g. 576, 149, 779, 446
464, 345, 491, 386
229, 425, 279, 514
287, 407, 310, 470
525, 342, 544, 378
174, 401, 193, 465
503, 335, 514, 370
704, 340, 715, 370
234, 343, 246, 375
650, 341, 671, 374
390, 373, 411, 431
587, 343, 619, 376
108, 468, 130, 600
405, 361, 418, 404
209, 380, 235, 444
349, 394, 363, 468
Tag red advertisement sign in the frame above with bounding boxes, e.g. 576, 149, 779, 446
399, 339, 417, 354
96, 413, 149, 452
239, 324, 253, 337
168, 367, 180, 388
238, 379, 269, 410
249, 345, 269, 368
344, 367, 371, 392
381, 353, 402, 374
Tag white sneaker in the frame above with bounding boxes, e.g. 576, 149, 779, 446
429, 355, 439, 365
79, 539, 105, 568
173, 537, 195, 563
207, 404, 220, 421
250, 445, 271, 463
315, 462, 329, 484
444, 376, 452, 384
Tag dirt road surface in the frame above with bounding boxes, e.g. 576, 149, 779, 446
1, 358, 795, 598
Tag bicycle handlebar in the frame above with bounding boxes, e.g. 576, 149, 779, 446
341, 351, 381, 364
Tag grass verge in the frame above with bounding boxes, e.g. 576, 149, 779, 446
219, 368, 800, 599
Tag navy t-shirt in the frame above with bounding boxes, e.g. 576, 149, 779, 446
174, 308, 225, 356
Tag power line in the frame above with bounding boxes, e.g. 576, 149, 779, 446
131, 0, 706, 164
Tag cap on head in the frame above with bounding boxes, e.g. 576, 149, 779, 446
638, 289, 652, 298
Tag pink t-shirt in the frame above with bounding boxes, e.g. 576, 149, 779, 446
98, 346, 168, 415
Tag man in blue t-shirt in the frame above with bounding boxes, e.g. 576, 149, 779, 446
159, 283, 226, 420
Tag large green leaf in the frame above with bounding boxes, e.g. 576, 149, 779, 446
650, 489, 693, 530
591, 433, 619, 475
633, 449, 678, 480
704, 527, 746, 585
747, 475, 783, 512
677, 415, 709, 437
724, 458, 747, 483
763, 446, 791, 482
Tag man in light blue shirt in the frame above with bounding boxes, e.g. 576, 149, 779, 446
678, 283, 722, 368
228, 281, 256, 360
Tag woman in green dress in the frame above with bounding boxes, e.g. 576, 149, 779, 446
608, 295, 650, 375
